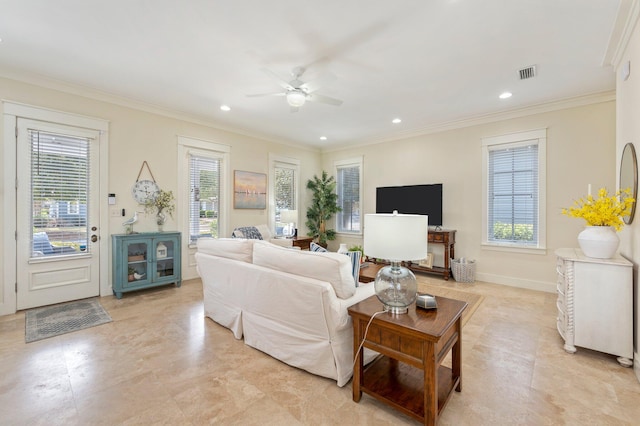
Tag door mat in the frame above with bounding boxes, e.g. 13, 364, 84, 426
25, 299, 112, 343
416, 280, 484, 327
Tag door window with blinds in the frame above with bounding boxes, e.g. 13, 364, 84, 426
335, 158, 363, 234
273, 162, 298, 236
29, 130, 91, 258
482, 130, 546, 250
188, 154, 221, 243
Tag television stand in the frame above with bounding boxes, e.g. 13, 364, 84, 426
408, 229, 456, 280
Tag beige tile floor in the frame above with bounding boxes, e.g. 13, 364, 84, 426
1, 276, 639, 425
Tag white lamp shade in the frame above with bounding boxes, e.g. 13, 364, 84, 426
279, 209, 298, 224
364, 213, 428, 261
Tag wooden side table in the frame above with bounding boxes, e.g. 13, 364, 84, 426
291, 236, 313, 250
348, 296, 467, 425
358, 262, 383, 283
407, 229, 456, 280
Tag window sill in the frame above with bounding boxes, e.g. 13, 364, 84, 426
481, 242, 547, 256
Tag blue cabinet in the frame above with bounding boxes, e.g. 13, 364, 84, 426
112, 232, 181, 299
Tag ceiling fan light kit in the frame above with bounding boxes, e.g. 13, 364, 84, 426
286, 90, 307, 107
248, 66, 343, 111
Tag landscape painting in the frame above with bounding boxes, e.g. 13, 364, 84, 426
234, 170, 267, 209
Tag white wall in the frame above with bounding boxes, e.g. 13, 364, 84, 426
323, 99, 616, 293
613, 4, 640, 382
0, 77, 320, 314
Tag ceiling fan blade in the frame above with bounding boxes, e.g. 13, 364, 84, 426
299, 72, 337, 93
261, 68, 294, 90
246, 92, 285, 98
307, 93, 343, 106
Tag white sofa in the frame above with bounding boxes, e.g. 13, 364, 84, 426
195, 238, 377, 387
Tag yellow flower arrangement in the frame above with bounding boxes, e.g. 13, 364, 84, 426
144, 189, 175, 218
562, 187, 635, 231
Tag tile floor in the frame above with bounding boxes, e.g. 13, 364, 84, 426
1, 277, 639, 425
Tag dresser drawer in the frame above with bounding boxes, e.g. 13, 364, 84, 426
428, 233, 444, 242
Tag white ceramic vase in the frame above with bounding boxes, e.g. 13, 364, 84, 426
337, 243, 348, 254
577, 226, 620, 259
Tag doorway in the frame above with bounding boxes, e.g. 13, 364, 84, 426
16, 119, 101, 309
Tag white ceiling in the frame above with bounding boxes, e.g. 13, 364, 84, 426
0, 0, 625, 150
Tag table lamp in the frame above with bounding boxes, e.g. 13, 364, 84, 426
364, 211, 428, 314
280, 209, 298, 238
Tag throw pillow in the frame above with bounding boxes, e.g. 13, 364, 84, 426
344, 250, 362, 287
232, 226, 263, 240
310, 242, 328, 252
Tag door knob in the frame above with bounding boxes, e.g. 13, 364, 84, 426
91, 235, 98, 242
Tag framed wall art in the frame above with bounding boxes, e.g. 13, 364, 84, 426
234, 170, 267, 209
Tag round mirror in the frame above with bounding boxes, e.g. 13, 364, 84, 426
620, 143, 638, 224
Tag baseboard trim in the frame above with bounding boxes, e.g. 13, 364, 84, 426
475, 272, 556, 293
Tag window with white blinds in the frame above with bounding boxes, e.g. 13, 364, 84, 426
482, 130, 546, 250
189, 154, 220, 243
274, 163, 297, 235
336, 158, 362, 234
30, 129, 91, 256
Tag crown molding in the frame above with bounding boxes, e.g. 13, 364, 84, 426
603, 0, 639, 68
0, 67, 320, 154
322, 91, 616, 153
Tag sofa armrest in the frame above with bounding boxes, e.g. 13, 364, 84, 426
329, 284, 376, 333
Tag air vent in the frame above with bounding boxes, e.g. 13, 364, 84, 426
519, 65, 537, 80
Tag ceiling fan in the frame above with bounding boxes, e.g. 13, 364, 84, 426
247, 66, 343, 112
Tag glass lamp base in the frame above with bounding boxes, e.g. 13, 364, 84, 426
374, 262, 418, 315
382, 304, 409, 314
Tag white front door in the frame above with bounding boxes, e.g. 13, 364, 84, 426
16, 119, 101, 310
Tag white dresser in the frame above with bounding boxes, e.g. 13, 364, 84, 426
555, 248, 633, 366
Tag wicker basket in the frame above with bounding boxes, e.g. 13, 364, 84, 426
450, 259, 476, 283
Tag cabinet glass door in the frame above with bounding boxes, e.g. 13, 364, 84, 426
154, 238, 176, 279
125, 240, 150, 287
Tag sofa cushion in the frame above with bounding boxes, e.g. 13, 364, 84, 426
196, 238, 254, 263
252, 241, 356, 299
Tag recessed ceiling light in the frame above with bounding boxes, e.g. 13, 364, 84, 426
392, 118, 402, 124
320, 136, 327, 141
220, 105, 231, 111
499, 92, 512, 99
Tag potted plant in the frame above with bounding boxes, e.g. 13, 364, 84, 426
562, 187, 635, 258
144, 189, 175, 231
305, 171, 342, 247
128, 267, 136, 282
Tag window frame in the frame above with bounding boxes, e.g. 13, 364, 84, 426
481, 129, 546, 253
177, 136, 230, 248
269, 154, 300, 236
335, 156, 363, 235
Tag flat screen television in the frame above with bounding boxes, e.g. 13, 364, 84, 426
376, 184, 443, 227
